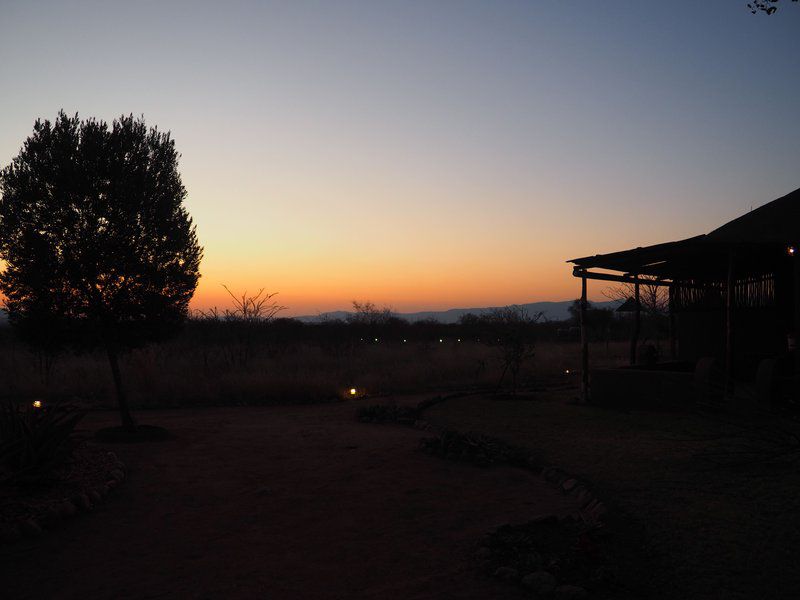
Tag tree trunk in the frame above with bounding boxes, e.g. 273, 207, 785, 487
106, 346, 136, 431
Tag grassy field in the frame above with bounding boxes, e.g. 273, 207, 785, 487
0, 335, 630, 408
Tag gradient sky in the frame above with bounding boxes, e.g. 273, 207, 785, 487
2, 1, 799, 315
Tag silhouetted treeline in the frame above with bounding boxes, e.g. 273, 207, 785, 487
179, 303, 663, 348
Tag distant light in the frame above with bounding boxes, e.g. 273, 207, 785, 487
403, 339, 407, 343
439, 339, 443, 343
788, 245, 797, 257
32, 400, 42, 409
374, 338, 378, 342
349, 388, 357, 396
457, 339, 461, 342
564, 369, 570, 375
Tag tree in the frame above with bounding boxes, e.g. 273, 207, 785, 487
602, 278, 668, 318
194, 286, 285, 367
347, 300, 396, 326
0, 112, 202, 431
483, 306, 542, 394
748, 0, 798, 15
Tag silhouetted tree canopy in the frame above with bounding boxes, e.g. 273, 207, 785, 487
0, 111, 202, 429
748, 0, 798, 14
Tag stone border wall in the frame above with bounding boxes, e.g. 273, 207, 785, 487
0, 451, 127, 544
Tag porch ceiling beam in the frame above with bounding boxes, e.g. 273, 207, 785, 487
572, 268, 673, 287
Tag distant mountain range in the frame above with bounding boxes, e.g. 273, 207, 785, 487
0, 299, 620, 327
294, 299, 619, 324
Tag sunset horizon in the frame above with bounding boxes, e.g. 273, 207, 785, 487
3, 2, 799, 318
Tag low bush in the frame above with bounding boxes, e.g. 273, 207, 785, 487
356, 404, 420, 424
0, 402, 85, 485
477, 517, 623, 598
419, 429, 532, 467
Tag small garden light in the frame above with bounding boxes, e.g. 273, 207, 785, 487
32, 400, 43, 409
788, 245, 797, 257
564, 369, 571, 375
439, 339, 443, 343
350, 388, 357, 396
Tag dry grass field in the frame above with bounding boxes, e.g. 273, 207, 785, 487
0, 335, 631, 408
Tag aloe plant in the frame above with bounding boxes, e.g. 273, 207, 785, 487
0, 402, 85, 485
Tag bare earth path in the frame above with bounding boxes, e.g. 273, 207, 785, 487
2, 402, 580, 600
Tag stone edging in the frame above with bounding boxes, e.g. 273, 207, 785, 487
411, 395, 608, 528
0, 451, 127, 544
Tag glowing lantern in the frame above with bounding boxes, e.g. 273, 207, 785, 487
349, 388, 357, 396
788, 245, 797, 257
32, 400, 43, 409
564, 369, 571, 375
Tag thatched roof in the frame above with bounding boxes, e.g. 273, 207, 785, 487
569, 187, 800, 281
706, 187, 800, 245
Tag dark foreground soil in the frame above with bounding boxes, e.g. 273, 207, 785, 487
1, 400, 581, 600
426, 390, 800, 600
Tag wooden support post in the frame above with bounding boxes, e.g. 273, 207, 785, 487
794, 252, 800, 399
668, 284, 677, 360
725, 252, 735, 400
630, 280, 640, 366
580, 275, 589, 403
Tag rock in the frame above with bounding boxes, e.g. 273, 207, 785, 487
109, 469, 125, 482
42, 506, 62, 527
72, 493, 92, 511
555, 584, 589, 599
521, 570, 557, 595
518, 552, 542, 571
525, 455, 540, 469
493, 566, 519, 581
19, 519, 43, 537
58, 500, 78, 518
590, 501, 607, 520
574, 487, 593, 506
0, 524, 21, 543
543, 467, 567, 484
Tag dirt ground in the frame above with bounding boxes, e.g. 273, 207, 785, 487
425, 391, 800, 600
1, 400, 581, 600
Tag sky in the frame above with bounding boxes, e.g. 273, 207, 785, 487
1, 1, 799, 316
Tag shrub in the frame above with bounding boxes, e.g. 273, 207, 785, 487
419, 429, 531, 467
356, 404, 420, 424
0, 402, 85, 485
